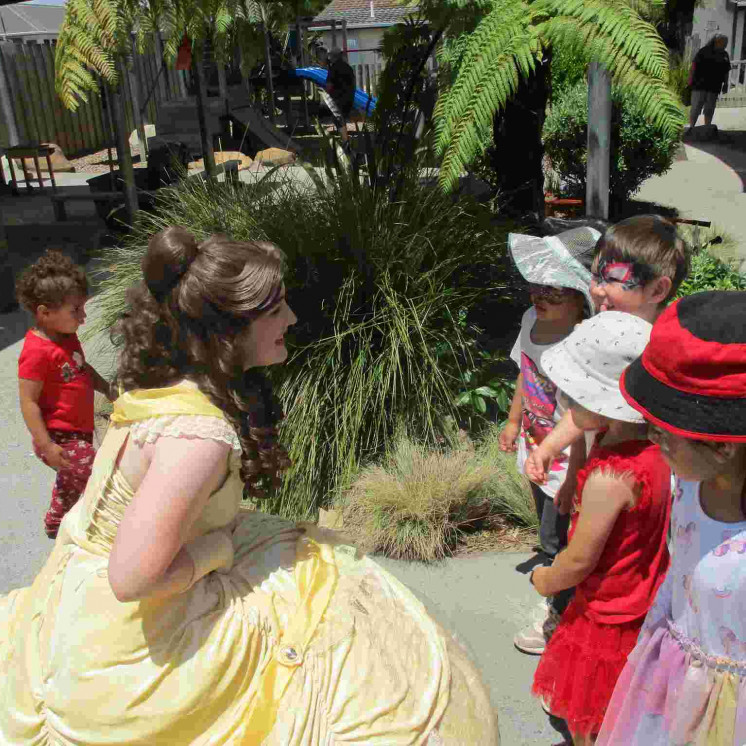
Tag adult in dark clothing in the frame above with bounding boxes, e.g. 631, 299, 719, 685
689, 34, 731, 128
326, 48, 356, 143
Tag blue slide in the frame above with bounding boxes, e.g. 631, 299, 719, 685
290, 67, 377, 114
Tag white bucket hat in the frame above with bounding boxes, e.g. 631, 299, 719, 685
542, 311, 652, 423
508, 226, 601, 315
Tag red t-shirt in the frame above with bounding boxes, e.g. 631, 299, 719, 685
18, 330, 94, 433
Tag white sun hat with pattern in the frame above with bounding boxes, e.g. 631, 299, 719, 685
542, 311, 652, 423
508, 226, 601, 315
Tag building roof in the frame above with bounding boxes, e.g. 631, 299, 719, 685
0, 3, 65, 36
313, 0, 415, 27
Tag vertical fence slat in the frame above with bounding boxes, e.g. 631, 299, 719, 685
29, 42, 56, 143
3, 43, 32, 144
17, 42, 46, 143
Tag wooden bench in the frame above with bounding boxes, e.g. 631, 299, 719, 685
51, 191, 125, 222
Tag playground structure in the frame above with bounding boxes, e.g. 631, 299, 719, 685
291, 67, 377, 114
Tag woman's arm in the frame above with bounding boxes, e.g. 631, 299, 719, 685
108, 435, 233, 602
531, 471, 634, 597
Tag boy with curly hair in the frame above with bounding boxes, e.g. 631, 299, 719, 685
16, 250, 113, 538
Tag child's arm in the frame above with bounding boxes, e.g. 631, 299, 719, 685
524, 409, 584, 484
498, 373, 523, 453
18, 379, 72, 471
531, 471, 634, 597
553, 438, 587, 516
86, 363, 114, 401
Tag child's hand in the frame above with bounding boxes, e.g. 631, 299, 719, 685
524, 447, 552, 484
38, 442, 72, 471
553, 479, 575, 516
498, 421, 520, 452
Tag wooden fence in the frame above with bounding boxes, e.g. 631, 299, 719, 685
0, 36, 191, 157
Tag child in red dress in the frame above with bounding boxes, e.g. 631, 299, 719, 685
529, 311, 672, 745
16, 250, 113, 538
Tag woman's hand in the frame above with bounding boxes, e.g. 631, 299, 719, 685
524, 447, 552, 484
109, 435, 231, 603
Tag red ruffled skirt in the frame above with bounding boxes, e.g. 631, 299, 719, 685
531, 599, 643, 736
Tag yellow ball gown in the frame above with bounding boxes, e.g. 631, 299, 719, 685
0, 383, 498, 744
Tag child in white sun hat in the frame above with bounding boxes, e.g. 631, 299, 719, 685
529, 311, 672, 745
500, 226, 600, 655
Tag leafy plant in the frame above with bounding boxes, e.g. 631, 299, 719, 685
675, 227, 746, 298
424, 0, 686, 192
543, 80, 680, 210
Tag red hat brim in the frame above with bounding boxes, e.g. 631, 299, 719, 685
620, 357, 746, 443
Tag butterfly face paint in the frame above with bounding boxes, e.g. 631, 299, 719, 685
591, 258, 647, 291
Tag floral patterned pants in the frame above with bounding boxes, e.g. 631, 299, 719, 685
45, 430, 95, 539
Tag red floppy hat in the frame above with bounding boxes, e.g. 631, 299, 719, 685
620, 291, 746, 442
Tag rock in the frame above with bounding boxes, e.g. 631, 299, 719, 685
129, 124, 157, 150
686, 124, 719, 142
188, 150, 254, 172
254, 148, 296, 167
39, 143, 75, 173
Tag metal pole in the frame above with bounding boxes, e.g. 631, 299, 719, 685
586, 62, 611, 220
342, 20, 348, 53
331, 19, 337, 51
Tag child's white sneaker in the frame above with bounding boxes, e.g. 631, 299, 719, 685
514, 599, 560, 655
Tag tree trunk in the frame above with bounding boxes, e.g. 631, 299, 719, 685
586, 62, 612, 220
110, 64, 138, 226
490, 52, 551, 217
193, 48, 217, 179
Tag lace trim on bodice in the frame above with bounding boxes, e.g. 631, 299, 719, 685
129, 414, 241, 451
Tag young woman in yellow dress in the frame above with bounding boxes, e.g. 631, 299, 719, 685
0, 226, 498, 744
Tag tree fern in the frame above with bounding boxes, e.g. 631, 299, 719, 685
432, 0, 686, 192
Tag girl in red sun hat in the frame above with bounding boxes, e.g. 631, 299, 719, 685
598, 290, 746, 745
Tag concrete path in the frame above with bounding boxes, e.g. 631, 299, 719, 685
636, 106, 746, 266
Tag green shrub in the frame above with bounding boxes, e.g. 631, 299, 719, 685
675, 226, 746, 298
89, 150, 515, 520
338, 428, 535, 561
668, 52, 692, 106
543, 81, 681, 211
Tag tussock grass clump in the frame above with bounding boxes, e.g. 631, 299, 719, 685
339, 426, 536, 562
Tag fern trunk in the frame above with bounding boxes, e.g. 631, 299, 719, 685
489, 52, 551, 217
110, 66, 138, 225
193, 52, 217, 180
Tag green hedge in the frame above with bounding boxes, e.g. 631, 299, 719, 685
543, 82, 681, 210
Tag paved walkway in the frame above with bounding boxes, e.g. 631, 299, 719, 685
636, 106, 746, 266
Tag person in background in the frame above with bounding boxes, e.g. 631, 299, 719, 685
325, 47, 356, 146
689, 34, 731, 129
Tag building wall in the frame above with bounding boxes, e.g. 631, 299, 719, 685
690, 0, 743, 59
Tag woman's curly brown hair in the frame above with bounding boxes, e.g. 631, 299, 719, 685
114, 226, 291, 496
16, 249, 88, 312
